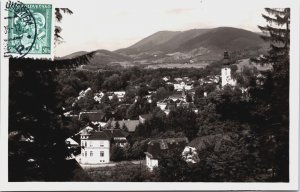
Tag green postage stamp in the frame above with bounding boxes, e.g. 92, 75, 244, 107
3, 1, 54, 59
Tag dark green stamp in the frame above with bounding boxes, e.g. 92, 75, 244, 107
6, 2, 52, 57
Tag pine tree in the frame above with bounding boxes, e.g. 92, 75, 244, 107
9, 9, 94, 181
256, 8, 290, 77
252, 8, 290, 182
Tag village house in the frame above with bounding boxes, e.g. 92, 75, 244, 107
79, 129, 111, 164
144, 137, 189, 171
79, 126, 129, 164
113, 91, 126, 101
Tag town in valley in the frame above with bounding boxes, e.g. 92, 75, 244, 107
8, 6, 290, 183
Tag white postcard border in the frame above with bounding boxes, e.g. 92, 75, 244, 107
0, 0, 299, 190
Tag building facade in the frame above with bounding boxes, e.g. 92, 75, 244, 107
79, 130, 110, 164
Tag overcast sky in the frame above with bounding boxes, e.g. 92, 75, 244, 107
54, 0, 290, 57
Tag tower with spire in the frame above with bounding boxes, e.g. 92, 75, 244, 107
221, 51, 236, 87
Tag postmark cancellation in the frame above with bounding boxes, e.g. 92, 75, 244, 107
1, 0, 54, 59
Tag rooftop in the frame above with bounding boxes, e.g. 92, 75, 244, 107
78, 111, 106, 122
146, 137, 188, 159
87, 131, 111, 140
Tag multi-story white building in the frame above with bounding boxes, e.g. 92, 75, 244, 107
79, 129, 110, 164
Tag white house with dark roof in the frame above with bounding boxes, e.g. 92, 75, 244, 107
78, 125, 131, 164
79, 129, 111, 164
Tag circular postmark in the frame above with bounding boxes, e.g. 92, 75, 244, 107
5, 1, 37, 58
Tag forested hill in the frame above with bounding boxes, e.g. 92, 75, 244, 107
62, 27, 268, 68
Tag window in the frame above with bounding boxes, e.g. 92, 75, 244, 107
85, 141, 87, 147
90, 151, 93, 157
82, 153, 84, 157
100, 141, 104, 147
90, 142, 93, 147
100, 151, 104, 157
85, 151, 87, 156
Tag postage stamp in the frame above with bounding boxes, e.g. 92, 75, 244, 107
2, 0, 54, 59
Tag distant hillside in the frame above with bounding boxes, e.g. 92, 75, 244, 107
63, 51, 89, 59
62, 49, 132, 67
117, 31, 181, 55
116, 27, 267, 62
178, 27, 265, 51
158, 28, 211, 52
117, 29, 211, 55
64, 27, 268, 68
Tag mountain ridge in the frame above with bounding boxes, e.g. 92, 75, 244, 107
62, 27, 268, 67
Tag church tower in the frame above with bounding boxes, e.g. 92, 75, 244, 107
221, 51, 236, 87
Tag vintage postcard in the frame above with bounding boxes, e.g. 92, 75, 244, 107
0, 0, 299, 191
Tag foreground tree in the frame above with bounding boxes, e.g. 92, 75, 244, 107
252, 8, 290, 181
9, 9, 94, 181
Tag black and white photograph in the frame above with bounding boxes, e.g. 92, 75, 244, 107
0, 0, 299, 190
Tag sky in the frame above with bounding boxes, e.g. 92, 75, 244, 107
54, 0, 290, 57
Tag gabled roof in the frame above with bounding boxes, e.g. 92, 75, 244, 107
66, 138, 79, 145
146, 137, 188, 159
87, 131, 111, 140
79, 126, 94, 135
78, 111, 105, 122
